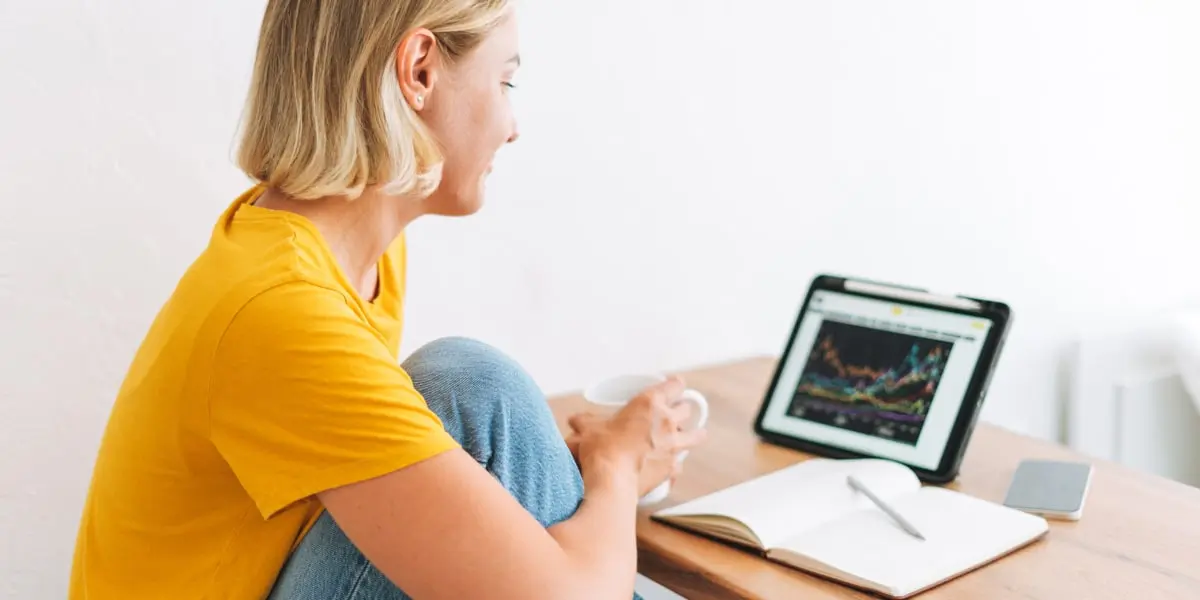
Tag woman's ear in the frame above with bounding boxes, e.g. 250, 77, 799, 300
395, 28, 440, 111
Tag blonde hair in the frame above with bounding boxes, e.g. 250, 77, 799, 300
236, 0, 510, 200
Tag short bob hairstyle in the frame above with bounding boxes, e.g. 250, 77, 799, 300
236, 0, 510, 201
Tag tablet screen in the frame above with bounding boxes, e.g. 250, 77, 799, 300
758, 289, 994, 471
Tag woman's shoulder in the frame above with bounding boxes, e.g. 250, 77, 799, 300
159, 247, 360, 360
185, 190, 362, 303
165, 187, 405, 356
232, 280, 362, 328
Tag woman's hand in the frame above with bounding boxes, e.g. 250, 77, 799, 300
566, 377, 708, 497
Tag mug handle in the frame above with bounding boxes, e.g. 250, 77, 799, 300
677, 388, 709, 430
672, 389, 708, 465
638, 388, 709, 507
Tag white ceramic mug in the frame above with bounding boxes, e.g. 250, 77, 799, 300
582, 373, 709, 505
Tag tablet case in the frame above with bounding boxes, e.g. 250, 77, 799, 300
753, 274, 1012, 483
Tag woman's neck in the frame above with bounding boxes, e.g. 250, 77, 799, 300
255, 186, 424, 299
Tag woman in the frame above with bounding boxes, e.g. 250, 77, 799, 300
69, 1, 706, 599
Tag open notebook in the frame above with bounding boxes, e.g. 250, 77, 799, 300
651, 458, 1048, 599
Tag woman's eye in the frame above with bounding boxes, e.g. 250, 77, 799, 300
502, 82, 516, 90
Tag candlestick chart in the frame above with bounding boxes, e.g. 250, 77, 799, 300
786, 319, 954, 445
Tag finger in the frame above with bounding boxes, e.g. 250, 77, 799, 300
567, 413, 587, 431
567, 412, 602, 432
642, 375, 686, 406
671, 427, 708, 451
665, 400, 694, 428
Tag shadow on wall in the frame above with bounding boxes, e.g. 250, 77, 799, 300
1066, 317, 1200, 488
1172, 311, 1200, 414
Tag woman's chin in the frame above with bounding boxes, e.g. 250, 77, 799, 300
458, 174, 491, 215
423, 179, 487, 217
440, 192, 486, 217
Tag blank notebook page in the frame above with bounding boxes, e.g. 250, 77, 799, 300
778, 487, 1047, 594
656, 459, 919, 550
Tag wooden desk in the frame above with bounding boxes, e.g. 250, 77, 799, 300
549, 357, 1200, 599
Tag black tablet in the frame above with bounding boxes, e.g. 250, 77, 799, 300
753, 274, 1012, 483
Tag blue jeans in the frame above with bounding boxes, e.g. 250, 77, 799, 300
267, 337, 643, 600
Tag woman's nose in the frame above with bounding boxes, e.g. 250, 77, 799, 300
507, 118, 520, 144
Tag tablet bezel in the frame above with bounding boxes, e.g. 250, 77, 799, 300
752, 274, 1012, 483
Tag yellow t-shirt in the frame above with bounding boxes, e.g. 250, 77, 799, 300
69, 186, 460, 599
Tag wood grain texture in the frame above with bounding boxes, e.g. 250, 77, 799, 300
549, 357, 1200, 600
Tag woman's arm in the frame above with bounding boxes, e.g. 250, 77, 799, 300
318, 379, 702, 600
320, 447, 637, 599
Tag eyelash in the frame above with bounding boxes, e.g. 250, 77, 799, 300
502, 82, 516, 90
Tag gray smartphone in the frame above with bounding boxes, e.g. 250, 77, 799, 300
1002, 459, 1094, 520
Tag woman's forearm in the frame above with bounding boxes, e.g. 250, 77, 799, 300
547, 455, 642, 599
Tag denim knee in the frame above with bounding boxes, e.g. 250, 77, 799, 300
401, 336, 584, 527
402, 338, 557, 459
403, 337, 541, 399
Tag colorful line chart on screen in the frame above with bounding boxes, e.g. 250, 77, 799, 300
786, 319, 954, 445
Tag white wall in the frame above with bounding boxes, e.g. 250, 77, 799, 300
3, 1, 1199, 597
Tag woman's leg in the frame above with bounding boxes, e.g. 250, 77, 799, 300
268, 337, 640, 600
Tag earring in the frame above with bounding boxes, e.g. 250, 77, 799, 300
415, 94, 424, 108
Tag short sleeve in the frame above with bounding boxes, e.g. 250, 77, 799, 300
209, 282, 459, 519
